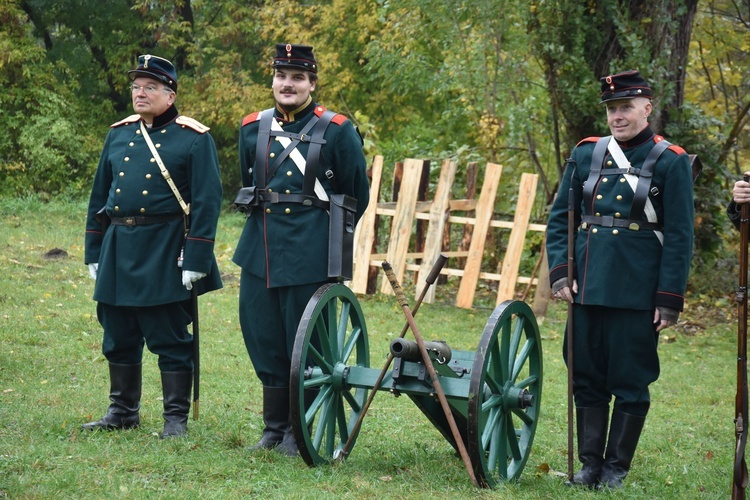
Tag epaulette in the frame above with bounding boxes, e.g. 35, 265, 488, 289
110, 114, 140, 128
314, 106, 348, 125
176, 115, 210, 134
242, 111, 261, 127
576, 136, 600, 147
654, 135, 686, 155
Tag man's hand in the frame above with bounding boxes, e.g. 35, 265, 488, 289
182, 270, 207, 290
88, 263, 98, 280
653, 308, 675, 333
734, 175, 750, 203
553, 279, 578, 303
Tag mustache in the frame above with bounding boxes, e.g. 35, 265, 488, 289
280, 87, 296, 94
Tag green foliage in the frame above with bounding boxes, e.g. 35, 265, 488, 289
1, 0, 748, 299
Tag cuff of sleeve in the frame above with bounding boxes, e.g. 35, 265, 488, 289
655, 291, 684, 312
657, 306, 679, 323
549, 265, 568, 287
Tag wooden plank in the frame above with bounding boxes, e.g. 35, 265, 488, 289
496, 173, 538, 304
417, 159, 457, 303
380, 159, 424, 294
351, 155, 383, 294
455, 163, 503, 308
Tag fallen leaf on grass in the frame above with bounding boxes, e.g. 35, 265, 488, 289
379, 475, 393, 482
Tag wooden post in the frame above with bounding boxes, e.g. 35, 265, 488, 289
417, 159, 457, 304
455, 163, 503, 309
351, 155, 383, 294
380, 159, 424, 295
496, 173, 538, 303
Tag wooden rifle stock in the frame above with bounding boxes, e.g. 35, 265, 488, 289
734, 177, 750, 499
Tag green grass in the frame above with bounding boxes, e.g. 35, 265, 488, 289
0, 198, 736, 498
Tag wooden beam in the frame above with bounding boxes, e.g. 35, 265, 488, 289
496, 173, 538, 303
455, 163, 503, 308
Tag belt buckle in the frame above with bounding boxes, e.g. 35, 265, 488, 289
124, 216, 136, 226
628, 223, 640, 231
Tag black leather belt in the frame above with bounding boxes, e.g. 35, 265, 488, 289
109, 214, 183, 226
581, 215, 661, 231
256, 191, 330, 210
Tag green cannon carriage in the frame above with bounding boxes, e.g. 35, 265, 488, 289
288, 258, 543, 488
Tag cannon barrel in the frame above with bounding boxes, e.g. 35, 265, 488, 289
390, 338, 452, 364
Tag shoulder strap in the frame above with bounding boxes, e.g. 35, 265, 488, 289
175, 115, 209, 133
582, 137, 610, 211
139, 121, 190, 215
111, 114, 140, 128
302, 109, 336, 196
630, 138, 671, 221
254, 108, 275, 188
267, 115, 321, 181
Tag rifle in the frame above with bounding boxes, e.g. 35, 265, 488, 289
734, 176, 750, 499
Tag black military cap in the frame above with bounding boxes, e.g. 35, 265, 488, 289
272, 43, 318, 74
128, 54, 178, 91
600, 70, 652, 103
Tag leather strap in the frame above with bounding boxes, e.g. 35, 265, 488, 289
581, 215, 661, 231
139, 120, 190, 216
110, 214, 183, 226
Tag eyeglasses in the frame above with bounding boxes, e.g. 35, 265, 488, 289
130, 84, 170, 94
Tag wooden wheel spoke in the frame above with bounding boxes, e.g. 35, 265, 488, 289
510, 337, 534, 382
341, 326, 362, 364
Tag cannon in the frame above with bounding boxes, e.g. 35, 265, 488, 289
289, 257, 543, 488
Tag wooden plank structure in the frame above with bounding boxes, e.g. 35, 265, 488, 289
350, 155, 545, 309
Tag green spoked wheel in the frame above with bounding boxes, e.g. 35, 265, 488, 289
467, 299, 543, 487
290, 283, 370, 466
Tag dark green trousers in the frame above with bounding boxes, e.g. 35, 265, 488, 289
239, 270, 326, 387
563, 304, 659, 417
97, 301, 194, 371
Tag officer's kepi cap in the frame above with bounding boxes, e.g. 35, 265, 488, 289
600, 70, 652, 103
272, 43, 317, 74
128, 54, 178, 91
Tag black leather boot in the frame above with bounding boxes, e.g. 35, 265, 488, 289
159, 371, 192, 439
82, 362, 142, 431
251, 386, 290, 450
568, 406, 609, 488
277, 387, 319, 457
598, 410, 646, 489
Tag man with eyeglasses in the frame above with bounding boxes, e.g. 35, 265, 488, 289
83, 54, 223, 439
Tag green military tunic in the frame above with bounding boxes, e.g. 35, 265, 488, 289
84, 105, 222, 370
546, 126, 694, 413
547, 127, 694, 311
233, 99, 370, 386
233, 100, 370, 286
85, 105, 223, 304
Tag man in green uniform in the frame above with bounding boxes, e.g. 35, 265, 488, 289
546, 71, 694, 489
233, 43, 370, 456
83, 55, 223, 438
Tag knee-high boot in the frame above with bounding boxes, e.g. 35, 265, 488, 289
159, 371, 193, 439
277, 388, 319, 457
569, 406, 609, 487
599, 410, 646, 489
82, 362, 142, 431
251, 386, 290, 450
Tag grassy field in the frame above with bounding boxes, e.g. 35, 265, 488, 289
0, 197, 738, 498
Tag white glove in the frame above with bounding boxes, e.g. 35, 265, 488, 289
182, 270, 207, 290
88, 263, 98, 280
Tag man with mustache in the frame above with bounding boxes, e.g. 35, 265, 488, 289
233, 44, 370, 456
546, 71, 694, 489
83, 54, 223, 439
